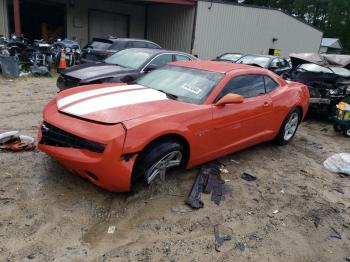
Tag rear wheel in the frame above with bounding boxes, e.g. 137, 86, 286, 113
275, 108, 301, 145
132, 140, 185, 185
343, 126, 350, 138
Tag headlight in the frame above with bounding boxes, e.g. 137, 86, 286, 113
329, 89, 340, 95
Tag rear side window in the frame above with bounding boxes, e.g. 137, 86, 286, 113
146, 42, 160, 49
264, 76, 279, 93
88, 41, 112, 50
175, 54, 191, 61
219, 75, 265, 99
129, 41, 147, 48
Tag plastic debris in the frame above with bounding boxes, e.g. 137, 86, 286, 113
324, 153, 350, 175
220, 168, 229, 174
107, 226, 116, 234
29, 65, 50, 76
213, 224, 231, 252
241, 172, 257, 182
273, 210, 280, 214
186, 161, 225, 209
0, 131, 35, 152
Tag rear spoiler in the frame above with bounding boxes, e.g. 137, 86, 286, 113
91, 38, 114, 44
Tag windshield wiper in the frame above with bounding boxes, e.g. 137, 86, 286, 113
155, 89, 178, 100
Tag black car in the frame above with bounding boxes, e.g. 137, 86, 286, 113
57, 48, 197, 91
80, 37, 161, 62
283, 53, 350, 116
213, 52, 243, 63
235, 55, 291, 75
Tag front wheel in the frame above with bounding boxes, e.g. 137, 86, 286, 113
275, 108, 301, 145
132, 140, 185, 185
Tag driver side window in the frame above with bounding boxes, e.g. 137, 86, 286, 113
217, 75, 265, 101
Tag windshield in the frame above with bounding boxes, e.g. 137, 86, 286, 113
236, 55, 271, 68
104, 49, 153, 69
87, 41, 112, 50
135, 65, 224, 104
219, 53, 242, 62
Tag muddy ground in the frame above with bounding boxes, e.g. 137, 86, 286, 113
0, 76, 350, 262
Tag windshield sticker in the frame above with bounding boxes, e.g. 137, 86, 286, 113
180, 84, 202, 95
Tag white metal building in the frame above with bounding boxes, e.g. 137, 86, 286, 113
0, 0, 323, 59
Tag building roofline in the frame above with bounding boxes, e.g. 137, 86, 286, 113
198, 0, 324, 34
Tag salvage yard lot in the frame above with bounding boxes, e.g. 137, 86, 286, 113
0, 76, 350, 262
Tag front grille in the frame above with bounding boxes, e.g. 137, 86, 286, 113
40, 122, 106, 153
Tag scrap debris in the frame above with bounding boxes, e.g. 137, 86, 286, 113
186, 161, 225, 209
241, 172, 257, 182
213, 224, 231, 252
324, 153, 350, 176
0, 131, 35, 152
329, 226, 342, 240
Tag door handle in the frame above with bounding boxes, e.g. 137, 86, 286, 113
263, 101, 271, 107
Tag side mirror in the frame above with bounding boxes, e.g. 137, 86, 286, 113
144, 64, 159, 73
215, 93, 244, 106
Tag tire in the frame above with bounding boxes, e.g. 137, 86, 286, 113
132, 140, 185, 185
343, 126, 350, 138
275, 108, 301, 145
333, 123, 342, 132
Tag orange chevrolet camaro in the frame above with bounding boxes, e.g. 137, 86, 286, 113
38, 61, 309, 192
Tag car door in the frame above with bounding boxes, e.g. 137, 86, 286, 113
211, 74, 274, 154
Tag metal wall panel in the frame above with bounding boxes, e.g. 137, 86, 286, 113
0, 0, 8, 37
65, 0, 145, 46
147, 4, 194, 52
194, 1, 323, 59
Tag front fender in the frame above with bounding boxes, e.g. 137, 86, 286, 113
122, 120, 192, 154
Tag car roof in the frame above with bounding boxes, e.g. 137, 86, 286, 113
239, 54, 288, 60
119, 48, 193, 56
170, 60, 262, 73
98, 37, 157, 43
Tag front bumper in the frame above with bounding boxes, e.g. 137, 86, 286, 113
57, 75, 80, 91
38, 100, 136, 192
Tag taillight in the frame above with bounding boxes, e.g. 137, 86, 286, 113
102, 51, 114, 57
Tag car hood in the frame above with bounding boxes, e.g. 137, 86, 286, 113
290, 53, 350, 69
63, 62, 133, 81
56, 84, 196, 124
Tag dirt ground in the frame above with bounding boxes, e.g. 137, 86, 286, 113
0, 76, 350, 262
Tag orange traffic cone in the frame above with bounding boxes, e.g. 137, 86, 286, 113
57, 49, 67, 72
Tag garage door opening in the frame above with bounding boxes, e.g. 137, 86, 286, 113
7, 0, 66, 40
88, 10, 129, 41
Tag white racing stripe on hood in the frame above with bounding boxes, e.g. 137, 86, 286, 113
61, 88, 168, 116
57, 85, 144, 109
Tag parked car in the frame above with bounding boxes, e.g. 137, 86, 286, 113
236, 55, 291, 75
213, 52, 243, 62
80, 37, 161, 62
39, 61, 309, 192
283, 53, 350, 116
57, 48, 197, 91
